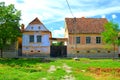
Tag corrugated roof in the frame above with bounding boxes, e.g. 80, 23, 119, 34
65, 17, 108, 34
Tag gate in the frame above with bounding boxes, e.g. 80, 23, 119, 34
50, 46, 67, 57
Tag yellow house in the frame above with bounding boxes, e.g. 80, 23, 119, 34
65, 17, 118, 58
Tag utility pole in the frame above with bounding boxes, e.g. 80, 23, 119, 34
73, 17, 77, 57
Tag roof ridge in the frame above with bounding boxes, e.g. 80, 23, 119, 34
29, 17, 43, 25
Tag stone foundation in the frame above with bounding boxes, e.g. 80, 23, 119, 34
22, 46, 50, 57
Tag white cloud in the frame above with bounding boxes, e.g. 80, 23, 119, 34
1, 0, 120, 37
101, 15, 106, 18
2, 0, 120, 24
52, 27, 65, 38
112, 14, 117, 19
66, 6, 120, 18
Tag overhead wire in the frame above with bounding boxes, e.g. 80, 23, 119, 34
65, 0, 77, 55
65, 0, 74, 18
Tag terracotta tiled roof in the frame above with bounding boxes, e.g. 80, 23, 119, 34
29, 17, 43, 25
65, 17, 108, 34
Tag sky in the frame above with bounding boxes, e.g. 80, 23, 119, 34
1, 0, 120, 38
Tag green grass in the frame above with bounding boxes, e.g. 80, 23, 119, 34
0, 58, 120, 80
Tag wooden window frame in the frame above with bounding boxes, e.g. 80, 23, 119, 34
37, 35, 42, 43
29, 35, 34, 43
76, 37, 80, 44
96, 37, 101, 44
86, 37, 91, 44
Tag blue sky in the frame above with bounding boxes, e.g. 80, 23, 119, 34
1, 0, 120, 38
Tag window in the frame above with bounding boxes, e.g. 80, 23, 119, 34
86, 37, 91, 44
31, 26, 33, 29
76, 37, 80, 44
96, 37, 101, 44
38, 26, 41, 29
29, 35, 34, 42
37, 35, 42, 42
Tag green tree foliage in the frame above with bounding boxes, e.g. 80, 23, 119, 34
52, 42, 64, 46
102, 21, 120, 58
0, 2, 21, 57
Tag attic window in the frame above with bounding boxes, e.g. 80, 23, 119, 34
38, 26, 41, 29
31, 26, 33, 29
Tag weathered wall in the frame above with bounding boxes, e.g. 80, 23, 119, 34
26, 24, 47, 31
0, 42, 18, 58
22, 46, 50, 57
67, 52, 119, 58
67, 34, 119, 58
22, 32, 50, 56
22, 23, 51, 57
68, 34, 103, 45
22, 32, 50, 46
2, 51, 18, 58
118, 46, 120, 54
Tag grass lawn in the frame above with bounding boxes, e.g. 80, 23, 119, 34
0, 58, 120, 80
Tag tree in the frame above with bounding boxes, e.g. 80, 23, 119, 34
52, 42, 64, 46
101, 21, 120, 59
0, 2, 21, 57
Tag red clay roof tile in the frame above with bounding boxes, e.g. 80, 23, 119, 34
65, 17, 108, 34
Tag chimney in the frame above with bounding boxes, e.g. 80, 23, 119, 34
21, 24, 25, 32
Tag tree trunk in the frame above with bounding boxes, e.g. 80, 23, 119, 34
113, 44, 116, 60
0, 48, 3, 58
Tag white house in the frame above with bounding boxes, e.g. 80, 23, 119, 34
22, 17, 52, 57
